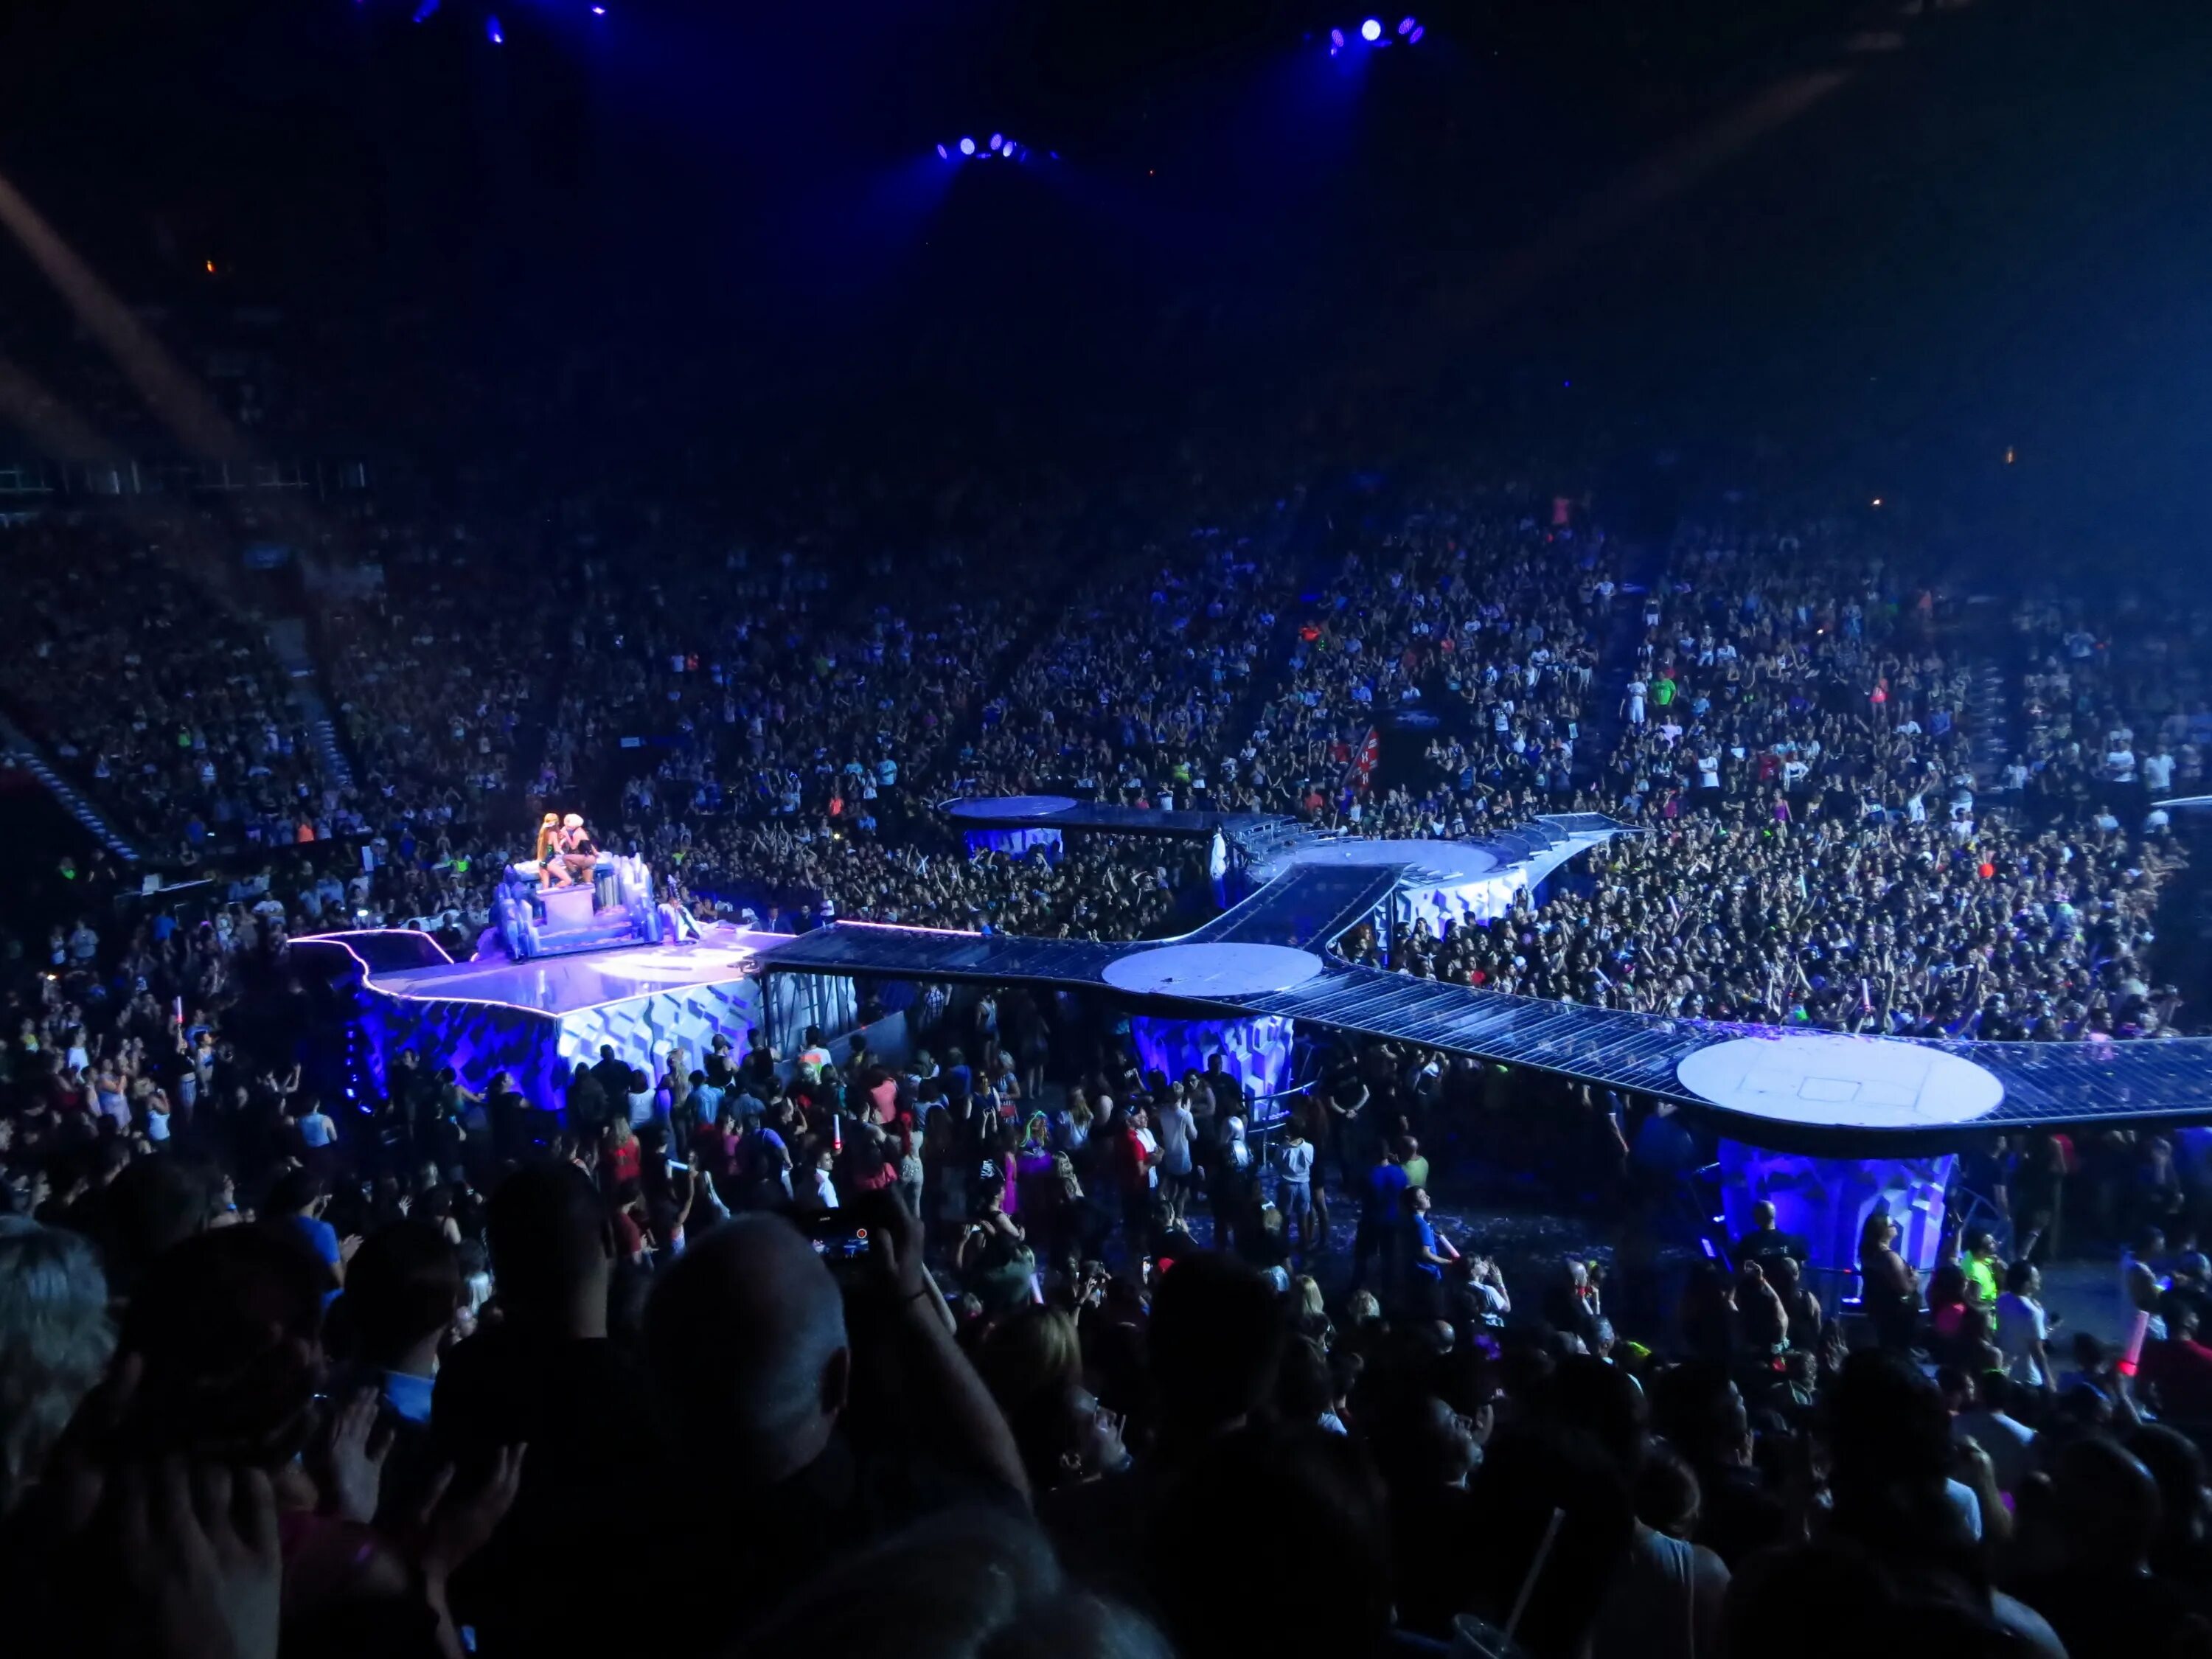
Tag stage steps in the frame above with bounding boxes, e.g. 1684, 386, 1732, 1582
267, 616, 357, 794
526, 919, 649, 959
1579, 536, 1667, 795
0, 712, 141, 863
1964, 659, 2014, 794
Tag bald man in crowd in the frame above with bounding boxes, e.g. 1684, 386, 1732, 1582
645, 1192, 1029, 1651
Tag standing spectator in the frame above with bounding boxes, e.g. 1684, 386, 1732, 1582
1273, 1119, 1317, 1254
269, 1169, 359, 1302
1995, 1262, 2057, 1396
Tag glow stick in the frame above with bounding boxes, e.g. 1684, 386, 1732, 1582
2118, 1308, 2151, 1377
1503, 1506, 1565, 1651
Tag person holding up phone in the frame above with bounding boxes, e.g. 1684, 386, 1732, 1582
641, 1188, 1030, 1647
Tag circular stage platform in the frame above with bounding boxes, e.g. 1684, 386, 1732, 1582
1102, 942, 1326, 999
1675, 1033, 2005, 1130
1251, 836, 1502, 885
945, 795, 1079, 821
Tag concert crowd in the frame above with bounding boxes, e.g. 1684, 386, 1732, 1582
3, 465, 2211, 1659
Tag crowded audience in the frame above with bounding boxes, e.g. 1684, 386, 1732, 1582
4, 459, 2210, 1659
4, 520, 335, 858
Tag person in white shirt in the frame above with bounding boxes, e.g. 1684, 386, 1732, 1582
1132, 1111, 1160, 1190
2144, 748, 2176, 793
1995, 1262, 2056, 1393
1944, 1368, 2037, 1495
1272, 1122, 1318, 1251
1153, 1091, 1197, 1229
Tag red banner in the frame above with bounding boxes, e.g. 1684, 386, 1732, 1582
1346, 726, 1381, 794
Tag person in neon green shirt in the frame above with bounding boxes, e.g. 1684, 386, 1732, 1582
1961, 1230, 2004, 1304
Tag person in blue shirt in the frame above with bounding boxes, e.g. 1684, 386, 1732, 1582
1408, 1186, 1459, 1286
333, 1217, 461, 1433
1352, 1143, 1410, 1292
1631, 1100, 1698, 1183
689, 1071, 726, 1127
269, 1168, 358, 1307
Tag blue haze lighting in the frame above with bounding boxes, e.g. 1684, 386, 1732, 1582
411, 0, 440, 21
1360, 18, 1382, 41
486, 13, 503, 42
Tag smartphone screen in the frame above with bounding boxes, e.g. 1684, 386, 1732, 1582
804, 1208, 872, 1275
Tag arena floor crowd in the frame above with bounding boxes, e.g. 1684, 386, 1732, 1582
4, 463, 2212, 1659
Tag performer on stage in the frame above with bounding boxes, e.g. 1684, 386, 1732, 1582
559, 813, 599, 886
535, 813, 568, 888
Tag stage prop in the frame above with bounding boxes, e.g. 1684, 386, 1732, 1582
1237, 823, 1621, 938
489, 852, 665, 961
303, 925, 853, 1117
1251, 838, 1524, 933
1129, 1014, 1298, 1121
1717, 1141, 1958, 1312
1675, 1033, 2005, 1132
763, 968, 860, 1049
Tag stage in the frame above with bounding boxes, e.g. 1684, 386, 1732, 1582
298, 925, 858, 1107
310, 796, 2212, 1145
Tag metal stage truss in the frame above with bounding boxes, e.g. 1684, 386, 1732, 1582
748, 804, 2212, 1147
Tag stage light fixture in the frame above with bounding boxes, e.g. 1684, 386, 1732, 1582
1330, 27, 1344, 47
1360, 18, 1382, 41
959, 136, 976, 155
1398, 16, 1416, 34
936, 143, 949, 159
1409, 24, 1424, 41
